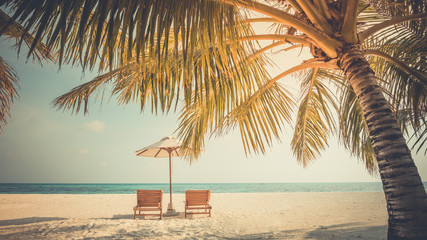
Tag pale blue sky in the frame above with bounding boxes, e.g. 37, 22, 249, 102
0, 39, 426, 184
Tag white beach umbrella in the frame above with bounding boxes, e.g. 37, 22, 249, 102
135, 136, 186, 216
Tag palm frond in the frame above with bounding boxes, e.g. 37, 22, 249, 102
53, 26, 269, 115
0, 8, 54, 133
397, 108, 427, 155
361, 12, 427, 158
0, 9, 54, 63
53, 66, 124, 114
175, 78, 294, 160
411, 122, 427, 155
174, 42, 291, 158
217, 82, 294, 154
365, 0, 426, 43
176, 57, 346, 159
0, 56, 19, 133
291, 67, 338, 166
338, 83, 377, 174
367, 0, 425, 19
356, 4, 390, 33
364, 22, 427, 130
0, 0, 248, 72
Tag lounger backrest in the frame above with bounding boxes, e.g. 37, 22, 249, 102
186, 190, 211, 206
136, 190, 162, 207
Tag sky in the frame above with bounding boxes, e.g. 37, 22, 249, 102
0, 38, 426, 184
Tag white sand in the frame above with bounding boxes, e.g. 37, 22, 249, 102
0, 192, 388, 239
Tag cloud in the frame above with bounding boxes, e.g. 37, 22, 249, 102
83, 120, 106, 133
79, 149, 89, 155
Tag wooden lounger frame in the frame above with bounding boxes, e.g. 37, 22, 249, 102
185, 190, 212, 218
133, 189, 163, 219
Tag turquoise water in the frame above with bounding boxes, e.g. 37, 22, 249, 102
1, 182, 426, 194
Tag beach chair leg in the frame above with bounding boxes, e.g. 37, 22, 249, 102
209, 209, 211, 217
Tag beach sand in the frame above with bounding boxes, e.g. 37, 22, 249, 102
0, 192, 387, 239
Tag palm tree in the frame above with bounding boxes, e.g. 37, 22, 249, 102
0, 1, 426, 239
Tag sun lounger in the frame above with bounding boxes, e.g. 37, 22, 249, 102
133, 190, 163, 219
185, 190, 212, 218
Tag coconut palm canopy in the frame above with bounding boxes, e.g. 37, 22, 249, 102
0, 0, 426, 239
0, 1, 425, 162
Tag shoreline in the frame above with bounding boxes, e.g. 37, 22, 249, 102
0, 182, 400, 194
0, 192, 388, 239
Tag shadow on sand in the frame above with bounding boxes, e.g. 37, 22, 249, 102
0, 217, 67, 226
218, 222, 386, 240
107, 212, 188, 220
0, 217, 387, 239
306, 223, 386, 240
22, 223, 384, 240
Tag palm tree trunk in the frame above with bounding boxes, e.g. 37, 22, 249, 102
338, 44, 427, 240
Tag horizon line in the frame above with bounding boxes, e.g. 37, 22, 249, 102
0, 181, 391, 184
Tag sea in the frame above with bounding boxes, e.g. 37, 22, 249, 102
0, 182, 426, 194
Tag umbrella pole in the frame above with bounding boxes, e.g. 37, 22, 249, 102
169, 152, 172, 204
163, 150, 178, 216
